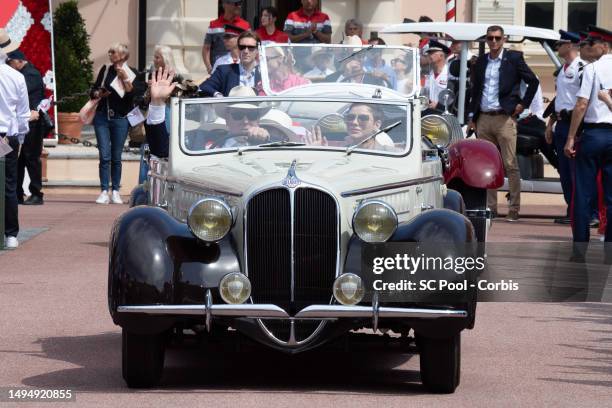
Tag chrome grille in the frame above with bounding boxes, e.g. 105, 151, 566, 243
246, 187, 338, 319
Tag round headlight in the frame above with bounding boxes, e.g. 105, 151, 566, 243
187, 198, 232, 242
421, 114, 452, 147
353, 200, 398, 243
219, 272, 251, 304
333, 273, 364, 305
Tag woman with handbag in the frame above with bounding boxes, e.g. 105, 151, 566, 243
90, 43, 137, 204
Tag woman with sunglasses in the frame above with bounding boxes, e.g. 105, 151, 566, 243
306, 103, 394, 150
90, 43, 140, 205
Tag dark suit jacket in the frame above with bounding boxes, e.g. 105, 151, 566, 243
21, 63, 44, 110
324, 71, 388, 87
469, 49, 539, 121
199, 63, 262, 96
145, 122, 169, 158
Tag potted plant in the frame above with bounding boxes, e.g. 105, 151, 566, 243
53, 0, 93, 143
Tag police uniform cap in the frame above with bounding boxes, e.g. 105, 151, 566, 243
6, 49, 26, 61
425, 40, 450, 55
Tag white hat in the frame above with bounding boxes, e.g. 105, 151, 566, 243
0, 28, 19, 53
214, 86, 272, 119
260, 109, 297, 140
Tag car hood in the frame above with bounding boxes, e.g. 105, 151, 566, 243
178, 151, 417, 197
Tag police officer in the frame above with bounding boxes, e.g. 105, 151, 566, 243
423, 40, 451, 109
564, 26, 612, 247
545, 31, 585, 224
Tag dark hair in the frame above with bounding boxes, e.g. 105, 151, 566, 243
349, 103, 384, 123
238, 30, 261, 46
419, 16, 433, 22
486, 25, 505, 35
261, 6, 278, 19
369, 37, 386, 45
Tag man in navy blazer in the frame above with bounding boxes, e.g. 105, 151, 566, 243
468, 25, 539, 222
200, 31, 262, 97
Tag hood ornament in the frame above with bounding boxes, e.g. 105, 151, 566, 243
282, 159, 301, 188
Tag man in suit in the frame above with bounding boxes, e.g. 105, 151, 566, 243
468, 25, 539, 222
200, 31, 262, 97
7, 50, 45, 205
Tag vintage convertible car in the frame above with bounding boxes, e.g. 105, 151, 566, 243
108, 43, 503, 392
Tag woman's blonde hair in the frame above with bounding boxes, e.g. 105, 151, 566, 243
153, 45, 177, 72
109, 42, 129, 60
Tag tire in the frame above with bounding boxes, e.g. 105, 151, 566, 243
417, 333, 461, 393
122, 329, 166, 388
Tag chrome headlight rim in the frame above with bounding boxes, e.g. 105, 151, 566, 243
187, 197, 233, 243
219, 272, 252, 304
333, 273, 365, 305
352, 199, 398, 243
421, 114, 452, 148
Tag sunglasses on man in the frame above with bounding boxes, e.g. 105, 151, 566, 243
238, 44, 258, 51
486, 35, 504, 42
229, 110, 260, 121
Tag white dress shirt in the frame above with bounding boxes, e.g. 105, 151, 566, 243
578, 54, 612, 124
555, 56, 585, 113
480, 49, 504, 112
425, 64, 449, 105
520, 81, 544, 120
0, 54, 30, 141
239, 64, 256, 88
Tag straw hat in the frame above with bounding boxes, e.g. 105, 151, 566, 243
0, 28, 20, 53
260, 109, 297, 140
214, 86, 272, 119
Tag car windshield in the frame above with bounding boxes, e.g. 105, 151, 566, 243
260, 44, 417, 96
181, 98, 411, 156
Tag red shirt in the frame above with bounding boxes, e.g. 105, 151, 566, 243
205, 15, 251, 64
255, 27, 289, 44
284, 8, 332, 43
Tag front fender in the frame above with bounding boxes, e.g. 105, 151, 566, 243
108, 206, 241, 333
445, 139, 504, 189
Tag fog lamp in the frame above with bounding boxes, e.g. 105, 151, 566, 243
353, 200, 398, 243
333, 273, 364, 305
187, 198, 232, 242
219, 273, 251, 304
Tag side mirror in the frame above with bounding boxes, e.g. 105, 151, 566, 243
438, 89, 455, 114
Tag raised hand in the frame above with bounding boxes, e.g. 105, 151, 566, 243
150, 66, 176, 106
304, 126, 328, 146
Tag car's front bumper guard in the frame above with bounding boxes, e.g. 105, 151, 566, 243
117, 291, 467, 333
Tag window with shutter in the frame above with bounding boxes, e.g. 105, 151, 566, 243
473, 0, 516, 26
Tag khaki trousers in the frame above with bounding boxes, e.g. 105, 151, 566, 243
476, 113, 521, 212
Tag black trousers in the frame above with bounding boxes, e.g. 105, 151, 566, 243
17, 120, 43, 198
4, 136, 20, 237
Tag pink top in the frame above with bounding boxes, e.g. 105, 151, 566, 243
270, 73, 311, 92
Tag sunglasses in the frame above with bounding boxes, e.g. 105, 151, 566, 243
238, 44, 258, 51
344, 113, 372, 122
229, 110, 260, 121
486, 35, 503, 42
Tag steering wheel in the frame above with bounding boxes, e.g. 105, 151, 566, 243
314, 113, 346, 134
207, 131, 247, 149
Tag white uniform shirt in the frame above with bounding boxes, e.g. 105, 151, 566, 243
0, 54, 30, 139
480, 49, 504, 112
520, 82, 544, 120
555, 56, 585, 113
211, 52, 239, 74
577, 54, 612, 124
425, 63, 448, 105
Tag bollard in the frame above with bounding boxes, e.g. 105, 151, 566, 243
0, 156, 4, 250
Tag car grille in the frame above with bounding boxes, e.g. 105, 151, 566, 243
247, 187, 338, 343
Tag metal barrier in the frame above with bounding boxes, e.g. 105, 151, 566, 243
0, 157, 4, 250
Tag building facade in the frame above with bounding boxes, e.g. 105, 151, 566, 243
53, 0, 610, 95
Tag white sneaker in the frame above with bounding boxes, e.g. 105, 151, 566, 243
111, 190, 123, 204
96, 190, 110, 204
5, 236, 18, 249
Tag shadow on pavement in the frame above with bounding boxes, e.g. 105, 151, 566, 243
21, 331, 426, 395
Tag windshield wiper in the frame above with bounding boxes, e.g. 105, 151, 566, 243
338, 44, 374, 63
258, 140, 306, 148
345, 121, 402, 155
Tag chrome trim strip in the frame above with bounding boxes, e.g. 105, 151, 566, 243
295, 305, 468, 319
117, 304, 290, 318
341, 176, 443, 197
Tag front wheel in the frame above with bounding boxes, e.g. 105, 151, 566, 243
122, 329, 166, 388
417, 333, 461, 393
